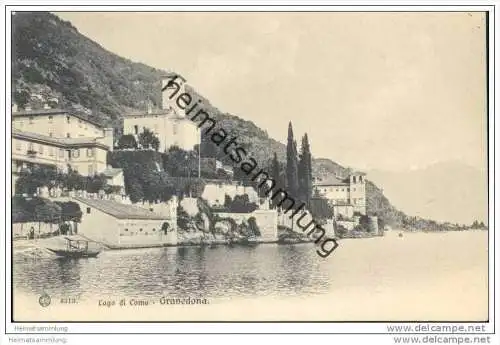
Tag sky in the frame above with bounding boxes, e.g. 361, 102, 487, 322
57, 12, 487, 172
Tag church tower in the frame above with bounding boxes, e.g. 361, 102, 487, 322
349, 172, 366, 215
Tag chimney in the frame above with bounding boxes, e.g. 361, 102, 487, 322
161, 73, 187, 117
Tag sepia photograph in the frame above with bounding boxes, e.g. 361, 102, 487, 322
3, 4, 495, 341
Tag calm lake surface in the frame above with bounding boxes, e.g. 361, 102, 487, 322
13, 231, 489, 321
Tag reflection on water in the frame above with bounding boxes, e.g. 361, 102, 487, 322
13, 243, 331, 301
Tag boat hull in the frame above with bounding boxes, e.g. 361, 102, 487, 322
47, 248, 101, 258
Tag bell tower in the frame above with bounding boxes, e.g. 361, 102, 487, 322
349, 172, 366, 215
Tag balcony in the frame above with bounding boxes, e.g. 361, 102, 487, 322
26, 150, 37, 157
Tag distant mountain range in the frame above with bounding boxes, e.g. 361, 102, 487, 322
368, 161, 488, 224
12, 12, 484, 227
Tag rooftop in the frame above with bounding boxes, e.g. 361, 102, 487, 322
12, 108, 105, 128
314, 176, 349, 186
73, 197, 166, 220
12, 129, 110, 149
102, 167, 123, 177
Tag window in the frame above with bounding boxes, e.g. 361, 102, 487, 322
78, 119, 82, 127
59, 149, 64, 158
72, 149, 80, 158
86, 207, 91, 214
49, 132, 53, 137
28, 143, 34, 151
66, 133, 71, 138
19, 121, 24, 127
125, 228, 129, 232
353, 188, 356, 192
353, 176, 357, 183
359, 176, 363, 182
139, 228, 143, 232
48, 115, 53, 123
341, 188, 344, 192
15, 141, 21, 151
38, 145, 44, 154
49, 148, 54, 157
347, 188, 350, 192
152, 228, 156, 232
66, 116, 70, 123
336, 188, 339, 192
87, 148, 93, 157
173, 123, 178, 135
29, 116, 34, 124
88, 165, 93, 175
134, 125, 138, 135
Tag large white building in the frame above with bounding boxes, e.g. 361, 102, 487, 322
72, 196, 177, 248
11, 107, 119, 195
122, 74, 200, 152
313, 172, 367, 216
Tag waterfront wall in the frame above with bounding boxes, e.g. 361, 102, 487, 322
202, 183, 259, 207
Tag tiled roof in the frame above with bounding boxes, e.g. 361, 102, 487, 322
73, 197, 166, 220
12, 108, 105, 128
313, 176, 349, 186
12, 129, 110, 149
102, 167, 123, 177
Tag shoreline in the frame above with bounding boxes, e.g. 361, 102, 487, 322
12, 228, 488, 254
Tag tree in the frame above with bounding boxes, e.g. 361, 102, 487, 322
138, 128, 160, 151
34, 201, 62, 235
86, 174, 107, 193
117, 134, 138, 150
163, 146, 197, 177
309, 197, 334, 220
286, 122, 299, 200
228, 194, 259, 213
298, 133, 313, 207
268, 152, 286, 206
55, 201, 83, 223
126, 177, 145, 203
224, 194, 233, 209
64, 167, 86, 191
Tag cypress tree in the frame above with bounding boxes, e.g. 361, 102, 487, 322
286, 122, 299, 200
298, 133, 312, 207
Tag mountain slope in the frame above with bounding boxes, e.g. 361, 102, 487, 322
368, 161, 488, 224
12, 11, 426, 227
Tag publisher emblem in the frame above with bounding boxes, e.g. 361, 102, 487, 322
39, 293, 51, 307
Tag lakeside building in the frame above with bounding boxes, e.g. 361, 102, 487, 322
122, 74, 200, 152
11, 107, 121, 195
72, 196, 177, 248
313, 172, 367, 216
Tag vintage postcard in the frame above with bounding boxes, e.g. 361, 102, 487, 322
4, 6, 494, 334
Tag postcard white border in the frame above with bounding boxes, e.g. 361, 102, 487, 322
1, 1, 497, 339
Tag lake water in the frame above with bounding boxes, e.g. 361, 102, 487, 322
12, 230, 489, 321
